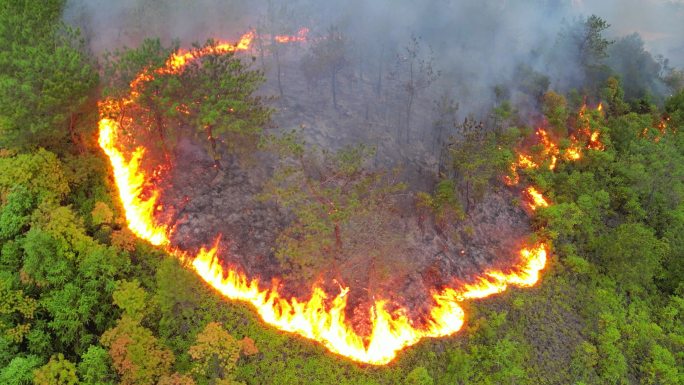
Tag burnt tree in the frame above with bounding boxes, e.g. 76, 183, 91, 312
302, 26, 348, 110
390, 34, 438, 144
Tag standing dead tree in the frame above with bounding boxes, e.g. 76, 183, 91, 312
301, 26, 348, 111
390, 34, 439, 144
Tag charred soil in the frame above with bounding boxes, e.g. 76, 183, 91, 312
155, 135, 531, 334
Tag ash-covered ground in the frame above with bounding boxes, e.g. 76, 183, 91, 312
155, 134, 531, 332
149, 47, 536, 333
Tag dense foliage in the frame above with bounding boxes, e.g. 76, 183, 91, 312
0, 1, 682, 384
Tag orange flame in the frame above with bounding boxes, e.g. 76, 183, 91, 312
642, 116, 673, 142
525, 187, 550, 211
98, 114, 549, 365
97, 31, 550, 365
518, 154, 539, 169
504, 163, 520, 186
565, 146, 582, 161
274, 28, 310, 43
575, 104, 605, 151
98, 118, 169, 246
536, 129, 561, 170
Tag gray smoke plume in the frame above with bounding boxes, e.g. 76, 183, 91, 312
65, 0, 683, 106
575, 0, 684, 66
66, 0, 683, 175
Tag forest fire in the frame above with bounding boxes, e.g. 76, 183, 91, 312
525, 187, 550, 211
5, 0, 682, 382
96, 30, 566, 365
537, 129, 559, 170
641, 116, 674, 142
99, 114, 549, 364
577, 104, 606, 150
98, 119, 169, 246
274, 27, 310, 43
505, 105, 605, 187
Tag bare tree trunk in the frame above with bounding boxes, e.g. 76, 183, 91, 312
153, 109, 170, 158
438, 144, 447, 176
274, 47, 284, 98
376, 45, 384, 97
332, 69, 338, 110
68, 112, 83, 153
396, 106, 402, 140
406, 93, 414, 144
367, 256, 377, 303
334, 223, 342, 251
257, 31, 266, 71
464, 179, 471, 214
406, 60, 414, 144
358, 53, 363, 83
205, 124, 221, 169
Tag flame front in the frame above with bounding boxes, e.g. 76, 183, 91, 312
525, 186, 550, 211
274, 28, 310, 43
505, 106, 606, 188
98, 119, 169, 246
97, 31, 555, 365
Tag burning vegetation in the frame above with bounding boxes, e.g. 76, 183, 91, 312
3, 1, 684, 384
95, 30, 610, 365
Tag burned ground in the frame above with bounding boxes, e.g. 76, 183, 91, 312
154, 133, 530, 333
140, 45, 540, 333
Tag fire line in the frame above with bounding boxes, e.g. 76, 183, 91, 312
96, 29, 601, 365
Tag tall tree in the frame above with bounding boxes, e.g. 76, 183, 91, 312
0, 355, 43, 385
595, 224, 668, 295
263, 0, 294, 98
607, 33, 665, 102
600, 77, 629, 117
78, 346, 115, 385
188, 322, 242, 385
432, 92, 459, 159
577, 15, 613, 72
446, 119, 513, 213
101, 283, 172, 385
557, 14, 613, 97
302, 26, 348, 110
178, 40, 271, 169
514, 64, 551, 102
157, 373, 196, 385
542, 91, 569, 136
32, 353, 79, 385
102, 38, 181, 156
392, 34, 438, 143
0, 0, 97, 150
0, 276, 37, 344
100, 315, 174, 385
404, 367, 434, 385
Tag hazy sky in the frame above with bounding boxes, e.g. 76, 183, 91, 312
66, 0, 684, 66
576, 0, 684, 65
64, 0, 683, 111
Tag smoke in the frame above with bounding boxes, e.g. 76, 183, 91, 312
65, 0, 682, 111
63, 0, 258, 53
575, 0, 684, 66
